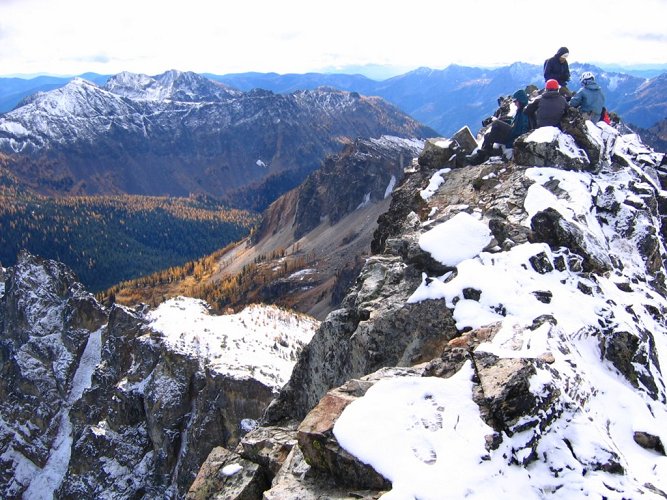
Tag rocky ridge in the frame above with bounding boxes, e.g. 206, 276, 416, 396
190, 108, 667, 498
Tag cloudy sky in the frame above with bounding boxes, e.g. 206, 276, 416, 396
1, 0, 666, 78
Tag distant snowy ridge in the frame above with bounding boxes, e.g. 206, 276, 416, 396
147, 297, 319, 390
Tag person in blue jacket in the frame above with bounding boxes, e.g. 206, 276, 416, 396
569, 71, 606, 122
467, 89, 532, 165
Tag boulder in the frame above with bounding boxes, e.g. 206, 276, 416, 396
530, 207, 613, 273
186, 447, 269, 500
600, 328, 663, 400
514, 126, 590, 170
633, 431, 666, 455
418, 137, 458, 168
559, 107, 602, 167
235, 426, 298, 476
263, 445, 385, 500
297, 386, 390, 490
452, 125, 478, 154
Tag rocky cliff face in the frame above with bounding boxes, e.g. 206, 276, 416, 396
110, 136, 424, 321
191, 109, 667, 498
0, 71, 435, 206
0, 253, 318, 498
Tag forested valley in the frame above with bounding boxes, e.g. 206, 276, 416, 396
0, 166, 259, 291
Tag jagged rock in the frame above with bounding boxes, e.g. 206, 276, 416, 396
296, 387, 390, 490
263, 256, 457, 423
263, 444, 384, 500
514, 126, 591, 170
235, 426, 298, 476
371, 166, 430, 254
559, 107, 603, 167
530, 207, 613, 273
0, 252, 108, 497
186, 447, 269, 500
599, 328, 664, 400
633, 431, 666, 455
0, 252, 304, 499
417, 138, 458, 168
452, 125, 478, 155
472, 352, 561, 437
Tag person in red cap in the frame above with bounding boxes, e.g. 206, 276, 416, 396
525, 79, 569, 128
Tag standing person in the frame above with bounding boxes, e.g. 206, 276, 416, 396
569, 71, 606, 122
525, 79, 569, 128
544, 47, 571, 95
467, 89, 532, 165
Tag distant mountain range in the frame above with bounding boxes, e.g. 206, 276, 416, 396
0, 70, 433, 206
210, 63, 666, 135
2, 63, 666, 136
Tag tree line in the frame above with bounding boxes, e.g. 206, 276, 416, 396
0, 184, 259, 291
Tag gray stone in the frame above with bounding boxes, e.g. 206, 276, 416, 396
186, 447, 269, 500
452, 125, 478, 154
633, 431, 666, 455
513, 127, 590, 170
418, 137, 458, 168
530, 207, 613, 273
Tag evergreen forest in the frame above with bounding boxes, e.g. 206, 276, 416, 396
0, 168, 259, 291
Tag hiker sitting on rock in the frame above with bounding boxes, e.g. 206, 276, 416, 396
569, 71, 605, 122
467, 89, 531, 165
525, 79, 569, 128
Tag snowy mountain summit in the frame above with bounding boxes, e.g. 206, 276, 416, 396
195, 108, 667, 498
104, 69, 241, 102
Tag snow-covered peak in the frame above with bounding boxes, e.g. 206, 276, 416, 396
147, 297, 319, 390
5, 76, 128, 120
104, 69, 240, 102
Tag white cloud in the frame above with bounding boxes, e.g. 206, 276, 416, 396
1, 0, 666, 76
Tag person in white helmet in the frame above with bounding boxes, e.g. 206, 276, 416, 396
570, 71, 606, 122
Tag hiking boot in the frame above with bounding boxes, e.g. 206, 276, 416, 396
465, 149, 490, 166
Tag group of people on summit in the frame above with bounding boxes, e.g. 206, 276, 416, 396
467, 46, 608, 165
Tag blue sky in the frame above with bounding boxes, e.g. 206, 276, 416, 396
1, 0, 666, 77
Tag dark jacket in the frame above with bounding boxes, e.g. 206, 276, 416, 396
544, 47, 570, 86
509, 107, 531, 142
509, 89, 531, 141
525, 91, 569, 128
570, 80, 605, 117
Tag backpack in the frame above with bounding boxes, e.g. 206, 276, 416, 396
600, 107, 611, 125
